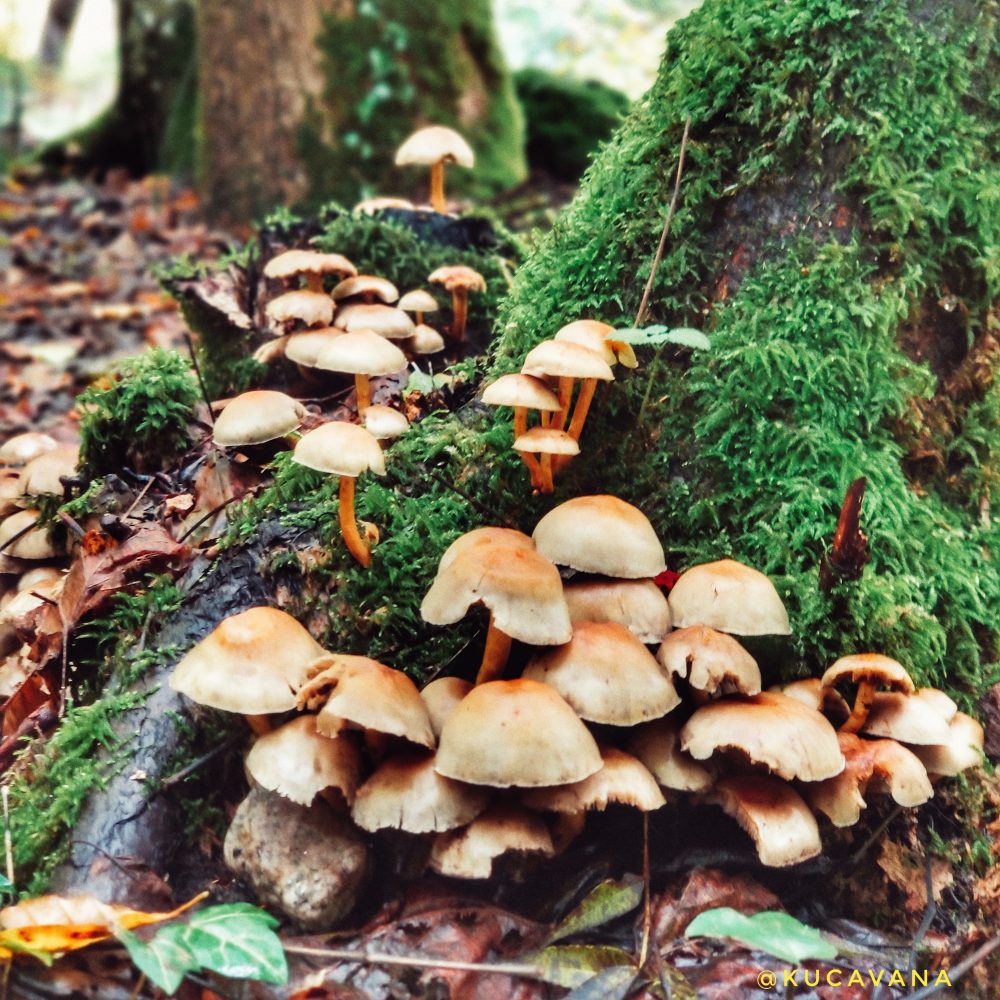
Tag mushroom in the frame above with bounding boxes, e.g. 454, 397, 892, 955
428, 266, 485, 343
554, 319, 638, 370
523, 621, 681, 726
563, 578, 672, 644
314, 329, 407, 416
332, 275, 399, 306
168, 606, 326, 734
0, 432, 58, 465
708, 775, 822, 867
667, 559, 791, 636
656, 625, 762, 699
265, 290, 334, 332
436, 526, 534, 573
820, 653, 915, 734
395, 125, 475, 213
434, 679, 602, 787
407, 325, 446, 355
521, 339, 614, 434
18, 447, 79, 499
263, 249, 356, 292
0, 510, 59, 561
420, 541, 571, 684
397, 289, 440, 327
0, 470, 22, 518
769, 677, 850, 726
244, 714, 363, 806
513, 427, 579, 494
284, 328, 344, 372
363, 405, 410, 441
420, 677, 473, 740
482, 373, 560, 490
335, 303, 415, 340
910, 712, 985, 777
533, 494, 666, 579
628, 716, 716, 792
859, 691, 954, 745
212, 391, 305, 449
292, 421, 386, 567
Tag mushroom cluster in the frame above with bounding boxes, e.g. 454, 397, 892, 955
484, 320, 637, 492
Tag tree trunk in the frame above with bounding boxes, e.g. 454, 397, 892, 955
39, 0, 85, 69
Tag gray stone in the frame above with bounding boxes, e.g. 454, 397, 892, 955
224, 787, 369, 930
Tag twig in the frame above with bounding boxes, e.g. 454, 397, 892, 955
56, 511, 86, 538
123, 477, 155, 520
638, 812, 652, 968
0, 520, 32, 555
909, 840, 937, 971
903, 934, 1000, 1000
184, 333, 215, 427
283, 944, 543, 979
127, 973, 147, 1000
848, 805, 903, 867
157, 739, 238, 792
634, 116, 692, 329
176, 486, 262, 543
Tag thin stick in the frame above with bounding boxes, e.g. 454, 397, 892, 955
184, 333, 215, 426
122, 476, 155, 520
633, 116, 692, 329
903, 935, 1000, 1000
638, 812, 652, 968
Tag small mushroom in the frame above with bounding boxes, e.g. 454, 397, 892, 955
0, 432, 58, 466
521, 339, 613, 434
397, 289, 440, 326
628, 716, 716, 792
292, 421, 386, 567
265, 290, 334, 332
363, 405, 410, 441
554, 319, 638, 370
657, 625, 761, 698
910, 712, 985, 777
482, 373, 560, 490
563, 578, 672, 644
395, 125, 475, 213
407, 325, 446, 355
0, 510, 59, 561
335, 303, 415, 340
332, 275, 399, 305
428, 266, 485, 343
420, 677, 473, 740
18, 447, 79, 500
512, 427, 578, 494
314, 330, 407, 416
212, 391, 305, 448
263, 249, 356, 292
820, 653, 915, 734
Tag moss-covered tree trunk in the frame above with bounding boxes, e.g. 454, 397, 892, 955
197, 0, 526, 223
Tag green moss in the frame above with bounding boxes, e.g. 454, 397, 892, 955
301, 0, 526, 206
78, 348, 199, 480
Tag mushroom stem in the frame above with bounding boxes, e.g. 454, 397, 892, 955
246, 714, 272, 736
514, 406, 543, 489
554, 377, 575, 431
840, 680, 877, 734
339, 476, 370, 567
429, 160, 446, 213
355, 374, 372, 414
451, 289, 469, 342
475, 614, 513, 685
567, 378, 598, 442
305, 274, 323, 293
539, 453, 555, 494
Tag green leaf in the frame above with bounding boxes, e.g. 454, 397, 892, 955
614, 326, 711, 350
684, 908, 838, 964
530, 945, 636, 988
117, 926, 196, 995
546, 875, 644, 944
178, 904, 287, 985
0, 937, 54, 966
564, 963, 638, 1000
0, 874, 13, 895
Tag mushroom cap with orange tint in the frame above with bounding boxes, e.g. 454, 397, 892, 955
911, 687, 958, 722
292, 422, 386, 478
436, 527, 534, 574
533, 495, 666, 579
563, 578, 672, 644
628, 716, 716, 792
667, 559, 791, 636
396, 126, 475, 168
420, 676, 473, 739
421, 544, 571, 647
681, 692, 844, 781
332, 275, 399, 304
708, 775, 822, 867
657, 625, 761, 696
169, 606, 326, 714
521, 340, 613, 381
408, 324, 446, 354
821, 653, 915, 694
523, 621, 680, 726
213, 391, 305, 447
482, 374, 560, 412
513, 428, 579, 457
264, 249, 357, 281
397, 289, 440, 314
428, 265, 486, 293
265, 290, 334, 327
245, 715, 363, 806
351, 752, 490, 833
435, 679, 602, 788
296, 653, 435, 748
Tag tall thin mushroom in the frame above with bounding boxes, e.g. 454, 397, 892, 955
482, 373, 560, 490
395, 125, 475, 213
428, 266, 486, 343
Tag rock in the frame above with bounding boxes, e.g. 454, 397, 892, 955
224, 787, 369, 931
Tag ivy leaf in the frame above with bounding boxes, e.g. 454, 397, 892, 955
614, 326, 711, 350
117, 925, 195, 995
546, 875, 644, 944
685, 908, 838, 965
177, 903, 287, 985
530, 944, 636, 988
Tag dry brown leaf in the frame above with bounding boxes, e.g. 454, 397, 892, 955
877, 840, 954, 913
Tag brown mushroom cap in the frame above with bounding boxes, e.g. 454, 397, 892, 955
513, 427, 580, 458
335, 304, 415, 340
18, 447, 79, 497
554, 319, 617, 363
667, 559, 791, 636
436, 527, 534, 574
352, 752, 490, 834
245, 715, 363, 806
265, 290, 334, 328
169, 606, 326, 714
396, 126, 475, 168
363, 405, 410, 440
420, 676, 473, 739
264, 249, 357, 281
213, 391, 305, 447
533, 495, 666, 579
435, 679, 602, 788
910, 712, 985, 777
17, 567, 64, 593
482, 374, 561, 412
657, 625, 761, 697
296, 653, 435, 748
628, 716, 716, 792
769, 678, 851, 724
0, 432, 58, 465
0, 510, 58, 560
523, 746, 665, 813
859, 692, 953, 745
398, 289, 440, 314
429, 804, 553, 880
421, 544, 571, 647
428, 265, 486, 293
521, 340, 614, 382
563, 578, 672, 644
292, 421, 386, 478
285, 328, 344, 367
314, 329, 408, 377
681, 692, 845, 781
332, 275, 399, 304
821, 653, 915, 694
708, 775, 822, 867
523, 621, 681, 726
407, 325, 446, 354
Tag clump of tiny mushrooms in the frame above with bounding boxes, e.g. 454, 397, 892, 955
170, 494, 983, 904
